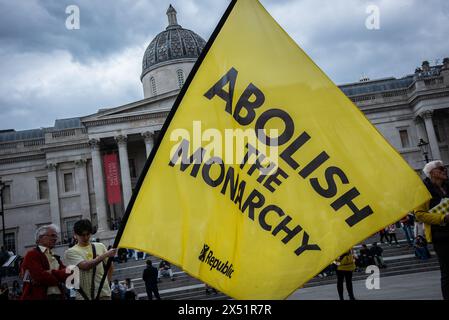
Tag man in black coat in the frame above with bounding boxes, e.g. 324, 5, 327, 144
142, 259, 161, 300
419, 160, 449, 299
369, 242, 386, 268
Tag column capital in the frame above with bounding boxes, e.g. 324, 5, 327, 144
89, 138, 101, 150
46, 162, 58, 171
115, 135, 128, 146
75, 159, 87, 167
421, 110, 434, 120
142, 131, 154, 141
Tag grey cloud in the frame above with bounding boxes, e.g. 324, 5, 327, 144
0, 0, 222, 63
0, 0, 448, 131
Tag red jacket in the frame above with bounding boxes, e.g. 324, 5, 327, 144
20, 247, 69, 300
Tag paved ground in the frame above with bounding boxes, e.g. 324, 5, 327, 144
288, 270, 442, 300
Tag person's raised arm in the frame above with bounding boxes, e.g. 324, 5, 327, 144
77, 249, 116, 271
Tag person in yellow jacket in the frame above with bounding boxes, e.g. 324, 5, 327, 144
414, 160, 449, 300
335, 250, 356, 300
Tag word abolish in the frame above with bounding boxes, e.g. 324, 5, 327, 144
204, 67, 374, 228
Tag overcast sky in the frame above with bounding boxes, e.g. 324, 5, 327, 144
0, 0, 448, 131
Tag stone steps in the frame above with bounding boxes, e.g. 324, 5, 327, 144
305, 261, 440, 288
109, 235, 437, 300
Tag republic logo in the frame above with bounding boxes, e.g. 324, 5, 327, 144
198, 244, 209, 262
198, 244, 235, 278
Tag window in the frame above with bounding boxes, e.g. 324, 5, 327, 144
38, 179, 49, 200
2, 184, 11, 205
63, 173, 74, 192
177, 69, 184, 88
129, 159, 137, 178
399, 129, 410, 148
4, 232, 16, 254
150, 77, 157, 96
64, 217, 81, 244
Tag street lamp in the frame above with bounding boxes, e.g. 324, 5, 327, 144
0, 179, 5, 250
417, 138, 430, 163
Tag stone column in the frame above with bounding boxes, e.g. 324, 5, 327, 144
116, 135, 132, 207
89, 139, 108, 232
414, 117, 426, 140
142, 131, 154, 158
445, 116, 449, 147
75, 159, 90, 219
46, 163, 61, 229
422, 110, 442, 160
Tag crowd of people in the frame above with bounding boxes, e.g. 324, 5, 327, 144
0, 218, 186, 300
0, 160, 446, 301
0, 217, 220, 301
318, 159, 448, 300
317, 214, 432, 282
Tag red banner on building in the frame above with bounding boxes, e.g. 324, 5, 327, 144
103, 153, 122, 204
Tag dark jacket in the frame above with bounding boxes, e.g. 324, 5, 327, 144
423, 178, 449, 243
20, 247, 68, 300
142, 265, 158, 286
369, 246, 383, 257
360, 247, 371, 257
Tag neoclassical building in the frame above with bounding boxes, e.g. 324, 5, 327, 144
1, 6, 448, 256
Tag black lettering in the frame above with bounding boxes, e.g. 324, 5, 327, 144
294, 231, 321, 256
259, 205, 285, 231
221, 261, 229, 273
204, 67, 238, 114
298, 151, 330, 178
241, 189, 265, 220
263, 167, 289, 193
168, 139, 205, 177
280, 132, 311, 170
205, 250, 213, 263
234, 83, 265, 125
331, 187, 374, 227
202, 156, 225, 187
220, 166, 240, 201
255, 109, 294, 146
272, 215, 302, 244
240, 143, 259, 169
233, 180, 247, 210
310, 166, 349, 198
247, 154, 276, 183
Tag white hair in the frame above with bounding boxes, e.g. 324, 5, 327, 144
35, 224, 60, 242
423, 160, 444, 178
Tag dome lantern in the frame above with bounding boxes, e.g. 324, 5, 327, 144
166, 4, 179, 30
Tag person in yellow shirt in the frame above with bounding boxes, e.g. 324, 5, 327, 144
335, 249, 356, 300
64, 219, 116, 300
414, 160, 449, 300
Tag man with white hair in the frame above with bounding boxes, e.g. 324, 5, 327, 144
20, 224, 70, 300
415, 160, 449, 300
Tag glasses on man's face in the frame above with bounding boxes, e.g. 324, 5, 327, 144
436, 167, 447, 172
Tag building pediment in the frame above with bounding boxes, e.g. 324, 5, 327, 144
81, 89, 178, 126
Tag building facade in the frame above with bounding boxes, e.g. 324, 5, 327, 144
1, 7, 448, 256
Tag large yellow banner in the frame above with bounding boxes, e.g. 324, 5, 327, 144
117, 0, 430, 299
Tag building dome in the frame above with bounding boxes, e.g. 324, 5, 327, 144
141, 5, 206, 80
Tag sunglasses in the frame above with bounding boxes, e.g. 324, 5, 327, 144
436, 167, 447, 172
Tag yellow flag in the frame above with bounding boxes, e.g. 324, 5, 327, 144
117, 0, 430, 299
